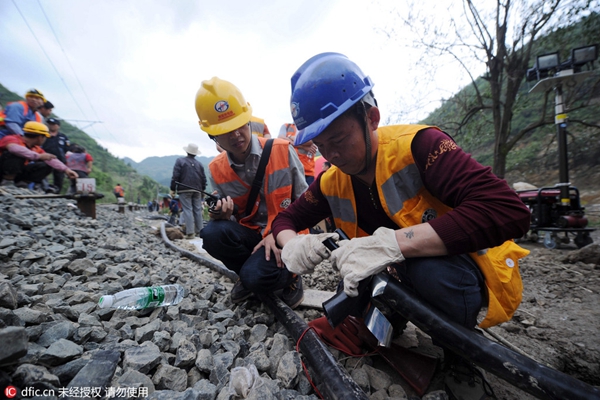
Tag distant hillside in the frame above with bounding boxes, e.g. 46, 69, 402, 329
124, 155, 214, 188
0, 83, 166, 203
4, 13, 598, 207
421, 12, 600, 201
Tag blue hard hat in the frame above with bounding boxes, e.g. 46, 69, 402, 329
290, 52, 375, 145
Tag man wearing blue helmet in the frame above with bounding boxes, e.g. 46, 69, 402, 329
271, 53, 531, 398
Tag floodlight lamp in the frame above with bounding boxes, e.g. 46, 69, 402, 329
537, 52, 560, 71
572, 44, 598, 65
526, 66, 538, 82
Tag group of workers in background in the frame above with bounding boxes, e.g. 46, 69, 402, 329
0, 88, 93, 193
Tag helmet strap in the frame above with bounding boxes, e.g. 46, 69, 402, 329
353, 101, 372, 176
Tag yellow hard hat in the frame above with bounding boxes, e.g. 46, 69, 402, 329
25, 88, 46, 102
23, 121, 50, 137
195, 77, 252, 136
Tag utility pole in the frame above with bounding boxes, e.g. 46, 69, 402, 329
523, 44, 597, 248
528, 58, 594, 208
128, 173, 132, 204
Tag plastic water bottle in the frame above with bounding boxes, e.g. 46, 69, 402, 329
98, 284, 185, 310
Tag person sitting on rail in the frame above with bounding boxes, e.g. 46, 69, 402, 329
65, 143, 93, 194
194, 77, 308, 309
0, 121, 78, 189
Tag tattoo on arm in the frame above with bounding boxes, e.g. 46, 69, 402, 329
404, 229, 414, 239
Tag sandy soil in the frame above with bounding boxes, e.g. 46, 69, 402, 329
480, 228, 600, 399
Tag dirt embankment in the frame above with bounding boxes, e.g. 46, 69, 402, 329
480, 228, 600, 399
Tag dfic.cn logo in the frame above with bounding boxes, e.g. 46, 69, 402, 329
4, 385, 17, 399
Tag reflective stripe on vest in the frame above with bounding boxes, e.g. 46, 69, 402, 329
283, 123, 314, 175
250, 117, 267, 137
321, 124, 438, 235
209, 137, 294, 236
14, 101, 42, 122
320, 124, 527, 328
283, 123, 295, 137
381, 163, 422, 217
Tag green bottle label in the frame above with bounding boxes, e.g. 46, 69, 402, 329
139, 286, 166, 309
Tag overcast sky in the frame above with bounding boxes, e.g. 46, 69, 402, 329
1, 0, 473, 162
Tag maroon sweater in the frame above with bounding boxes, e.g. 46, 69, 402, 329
271, 128, 531, 255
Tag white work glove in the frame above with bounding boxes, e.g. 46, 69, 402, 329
281, 232, 339, 275
331, 227, 404, 297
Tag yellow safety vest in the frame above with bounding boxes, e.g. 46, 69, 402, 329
321, 125, 529, 328
250, 116, 269, 138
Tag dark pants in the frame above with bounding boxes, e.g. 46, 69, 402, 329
0, 152, 52, 184
389, 254, 486, 365
50, 169, 65, 192
200, 219, 295, 293
393, 254, 485, 329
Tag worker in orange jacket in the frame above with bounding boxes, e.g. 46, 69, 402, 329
278, 123, 317, 185
0, 121, 78, 189
0, 89, 46, 138
113, 183, 125, 199
194, 77, 308, 309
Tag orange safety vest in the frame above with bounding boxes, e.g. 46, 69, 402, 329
250, 116, 270, 138
114, 185, 124, 197
0, 101, 42, 126
320, 125, 529, 328
209, 137, 298, 237
282, 123, 315, 177
0, 134, 45, 164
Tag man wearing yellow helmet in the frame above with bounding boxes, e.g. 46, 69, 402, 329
0, 121, 78, 189
0, 89, 46, 139
215, 117, 271, 153
194, 77, 308, 309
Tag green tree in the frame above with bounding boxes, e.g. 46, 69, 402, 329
384, 1, 600, 178
138, 176, 158, 203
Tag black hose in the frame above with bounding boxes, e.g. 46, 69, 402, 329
257, 293, 369, 400
377, 273, 600, 400
160, 221, 239, 282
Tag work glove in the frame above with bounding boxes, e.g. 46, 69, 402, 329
331, 227, 404, 297
281, 232, 339, 275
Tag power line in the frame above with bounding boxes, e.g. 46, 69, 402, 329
11, 0, 89, 121
35, 0, 121, 145
11, 0, 123, 147
61, 119, 103, 130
